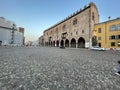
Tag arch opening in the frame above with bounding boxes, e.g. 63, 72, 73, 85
53, 41, 55, 47
71, 38, 76, 48
65, 39, 69, 47
60, 40, 64, 47
0, 41, 2, 46
56, 40, 59, 47
50, 41, 52, 47
78, 37, 85, 48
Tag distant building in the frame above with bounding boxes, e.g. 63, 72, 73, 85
39, 35, 44, 46
14, 27, 25, 45
19, 27, 24, 34
32, 40, 39, 46
25, 41, 32, 46
93, 18, 120, 49
42, 2, 99, 48
0, 17, 25, 46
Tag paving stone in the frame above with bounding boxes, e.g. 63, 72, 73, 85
0, 46, 120, 90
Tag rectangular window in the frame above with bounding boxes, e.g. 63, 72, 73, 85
63, 24, 66, 30
118, 35, 120, 39
117, 24, 120, 30
98, 37, 101, 40
92, 12, 95, 21
82, 30, 84, 33
73, 19, 77, 25
98, 43, 101, 47
110, 25, 116, 31
115, 35, 118, 39
111, 42, 115, 46
118, 42, 120, 46
110, 35, 115, 40
98, 28, 101, 33
76, 31, 78, 35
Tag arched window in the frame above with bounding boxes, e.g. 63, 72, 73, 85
62, 24, 66, 29
117, 24, 120, 30
82, 30, 84, 33
73, 18, 77, 25
92, 12, 95, 21
56, 28, 58, 32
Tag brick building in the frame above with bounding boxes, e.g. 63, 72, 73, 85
42, 2, 99, 48
39, 35, 44, 46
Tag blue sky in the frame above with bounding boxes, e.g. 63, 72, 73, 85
0, 0, 120, 41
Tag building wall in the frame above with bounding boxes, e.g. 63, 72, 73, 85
14, 31, 24, 46
0, 17, 14, 28
0, 17, 24, 46
39, 35, 44, 46
0, 28, 11, 44
18, 27, 24, 45
0, 17, 15, 45
94, 18, 120, 49
43, 2, 99, 48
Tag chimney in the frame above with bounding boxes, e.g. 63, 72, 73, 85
108, 16, 111, 20
19, 27, 24, 34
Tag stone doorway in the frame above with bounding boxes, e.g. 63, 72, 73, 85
53, 41, 55, 47
60, 40, 64, 47
56, 40, 59, 47
71, 38, 76, 48
65, 39, 69, 47
0, 41, 2, 46
78, 37, 85, 48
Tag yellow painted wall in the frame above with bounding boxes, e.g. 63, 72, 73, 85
94, 18, 120, 49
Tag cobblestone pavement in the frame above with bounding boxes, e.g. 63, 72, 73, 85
0, 46, 120, 90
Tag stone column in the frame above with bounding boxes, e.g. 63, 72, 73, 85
76, 43, 78, 48
63, 40, 65, 47
59, 43, 60, 47
55, 43, 57, 47
69, 43, 71, 48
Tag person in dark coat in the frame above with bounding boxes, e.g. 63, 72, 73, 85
115, 61, 120, 76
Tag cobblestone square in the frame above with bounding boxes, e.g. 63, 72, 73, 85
0, 47, 120, 90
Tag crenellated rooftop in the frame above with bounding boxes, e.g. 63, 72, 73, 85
43, 2, 96, 33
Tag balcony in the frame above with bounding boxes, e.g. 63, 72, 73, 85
61, 32, 68, 39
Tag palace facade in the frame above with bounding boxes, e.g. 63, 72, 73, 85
41, 2, 99, 48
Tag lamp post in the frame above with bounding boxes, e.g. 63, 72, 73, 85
11, 25, 15, 44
